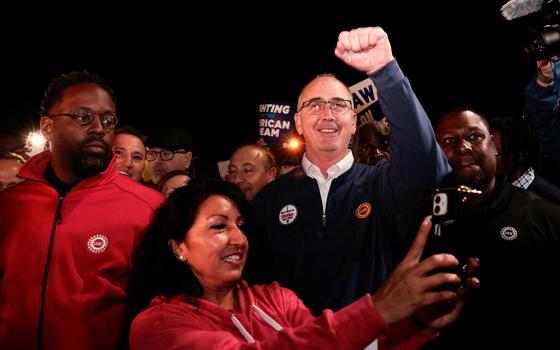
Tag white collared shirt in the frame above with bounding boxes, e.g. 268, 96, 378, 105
301, 150, 354, 212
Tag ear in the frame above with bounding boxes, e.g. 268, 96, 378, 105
168, 239, 181, 253
40, 116, 53, 141
294, 112, 303, 135
168, 239, 187, 261
350, 112, 357, 135
489, 134, 498, 154
266, 166, 277, 182
184, 151, 193, 170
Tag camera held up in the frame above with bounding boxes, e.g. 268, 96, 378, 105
524, 24, 560, 60
501, 0, 560, 59
523, 0, 560, 60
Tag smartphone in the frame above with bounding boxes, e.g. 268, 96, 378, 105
432, 192, 448, 216
425, 186, 482, 287
431, 186, 481, 229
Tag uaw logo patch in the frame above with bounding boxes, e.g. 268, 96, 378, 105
87, 234, 109, 253
278, 204, 298, 225
355, 202, 372, 219
499, 226, 518, 241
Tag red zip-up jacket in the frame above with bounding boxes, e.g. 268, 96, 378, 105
130, 280, 436, 350
0, 151, 163, 349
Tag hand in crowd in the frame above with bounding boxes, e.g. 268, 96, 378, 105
536, 58, 556, 86
334, 27, 394, 75
414, 256, 480, 330
372, 216, 480, 329
537, 59, 554, 76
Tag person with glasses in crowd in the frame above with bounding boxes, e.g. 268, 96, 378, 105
0, 70, 163, 349
145, 127, 193, 188
250, 27, 451, 324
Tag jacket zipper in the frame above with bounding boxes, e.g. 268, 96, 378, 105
37, 195, 64, 350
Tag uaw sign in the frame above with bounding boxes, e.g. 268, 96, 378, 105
258, 101, 296, 151
349, 78, 385, 126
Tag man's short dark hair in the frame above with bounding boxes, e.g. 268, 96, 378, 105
489, 116, 542, 170
115, 126, 145, 142
40, 70, 115, 117
434, 107, 491, 133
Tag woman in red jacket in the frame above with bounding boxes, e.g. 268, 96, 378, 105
128, 178, 477, 349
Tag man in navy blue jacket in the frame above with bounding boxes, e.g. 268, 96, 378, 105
250, 27, 450, 316
524, 58, 560, 186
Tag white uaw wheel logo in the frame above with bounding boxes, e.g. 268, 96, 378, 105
499, 226, 518, 241
87, 234, 109, 253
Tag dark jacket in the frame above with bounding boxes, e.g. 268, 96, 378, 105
424, 176, 560, 349
251, 60, 450, 315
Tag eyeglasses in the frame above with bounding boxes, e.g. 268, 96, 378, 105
49, 108, 119, 129
298, 98, 353, 116
146, 150, 188, 161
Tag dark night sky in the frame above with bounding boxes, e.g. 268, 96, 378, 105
2, 2, 541, 175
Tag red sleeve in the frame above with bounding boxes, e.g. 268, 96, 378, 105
380, 318, 438, 349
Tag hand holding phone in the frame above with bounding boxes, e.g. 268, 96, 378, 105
425, 186, 482, 288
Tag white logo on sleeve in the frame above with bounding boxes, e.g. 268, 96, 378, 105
87, 234, 109, 253
278, 205, 298, 225
499, 226, 518, 241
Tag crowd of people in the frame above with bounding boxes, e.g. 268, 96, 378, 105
1, 26, 559, 350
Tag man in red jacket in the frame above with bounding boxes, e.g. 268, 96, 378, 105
0, 70, 164, 349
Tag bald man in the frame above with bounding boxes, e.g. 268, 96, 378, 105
226, 144, 278, 201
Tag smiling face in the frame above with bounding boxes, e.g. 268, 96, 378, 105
112, 133, 146, 182
226, 145, 276, 201
174, 194, 248, 293
436, 110, 497, 194
294, 76, 356, 166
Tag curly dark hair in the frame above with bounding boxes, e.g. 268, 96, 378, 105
127, 178, 253, 319
39, 70, 116, 117
489, 116, 542, 172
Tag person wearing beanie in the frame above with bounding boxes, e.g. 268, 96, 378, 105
145, 127, 193, 188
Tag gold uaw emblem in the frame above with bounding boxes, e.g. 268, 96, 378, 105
355, 202, 372, 219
